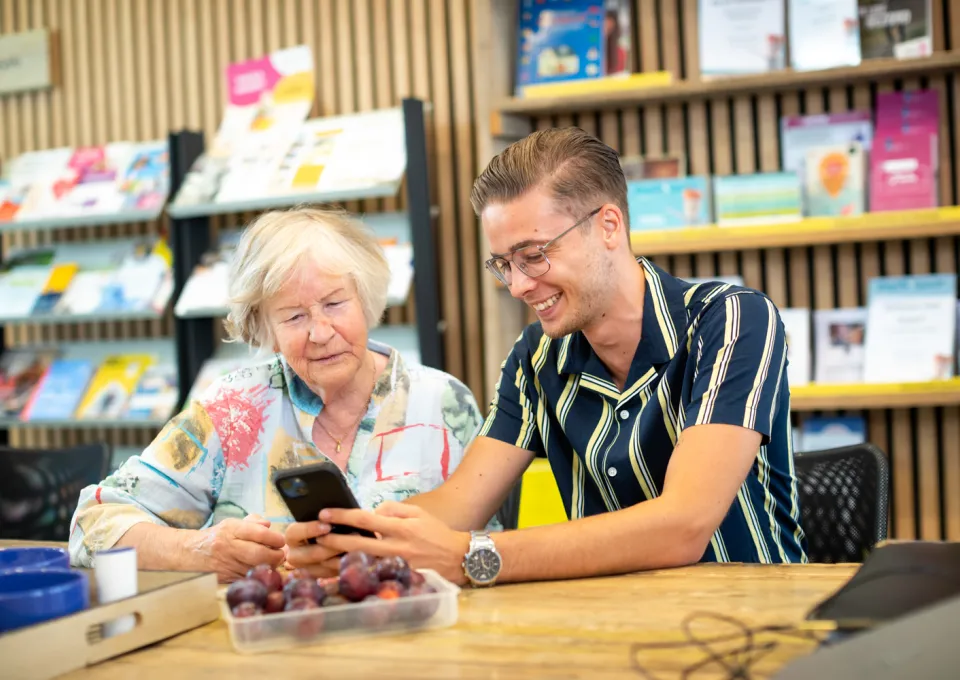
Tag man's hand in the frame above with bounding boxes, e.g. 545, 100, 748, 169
313, 503, 471, 585
284, 518, 341, 578
182, 514, 286, 583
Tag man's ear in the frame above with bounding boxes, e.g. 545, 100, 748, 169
600, 204, 626, 249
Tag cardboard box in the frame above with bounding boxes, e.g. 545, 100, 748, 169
0, 542, 218, 680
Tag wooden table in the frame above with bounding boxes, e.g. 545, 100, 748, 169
60, 563, 855, 680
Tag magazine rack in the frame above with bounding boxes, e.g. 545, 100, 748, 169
166, 97, 443, 397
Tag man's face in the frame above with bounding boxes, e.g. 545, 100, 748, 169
482, 187, 612, 338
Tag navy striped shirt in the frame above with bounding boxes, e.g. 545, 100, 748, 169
481, 258, 807, 564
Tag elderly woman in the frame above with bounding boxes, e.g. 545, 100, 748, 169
69, 207, 485, 582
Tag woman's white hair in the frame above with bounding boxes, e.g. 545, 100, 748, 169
224, 205, 391, 350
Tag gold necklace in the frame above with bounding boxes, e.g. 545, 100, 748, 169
315, 407, 367, 454
314, 358, 377, 454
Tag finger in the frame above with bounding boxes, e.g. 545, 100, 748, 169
283, 560, 339, 579
243, 513, 271, 527
286, 543, 342, 569
284, 520, 332, 548
374, 501, 423, 519
234, 539, 286, 569
233, 521, 287, 550
316, 532, 395, 558
319, 508, 399, 535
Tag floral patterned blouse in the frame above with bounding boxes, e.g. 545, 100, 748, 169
69, 342, 486, 567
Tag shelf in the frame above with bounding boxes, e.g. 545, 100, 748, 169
0, 307, 166, 325
630, 207, 960, 256
166, 180, 403, 219
790, 378, 960, 411
173, 211, 414, 319
498, 51, 960, 117
0, 207, 165, 233
0, 338, 178, 430
0, 417, 167, 429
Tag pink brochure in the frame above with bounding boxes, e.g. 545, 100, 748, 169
869, 131, 937, 212
875, 90, 939, 136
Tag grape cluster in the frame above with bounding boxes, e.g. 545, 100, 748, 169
225, 552, 440, 640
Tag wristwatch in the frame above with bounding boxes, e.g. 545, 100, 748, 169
462, 530, 502, 587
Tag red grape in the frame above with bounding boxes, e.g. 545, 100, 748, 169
359, 595, 394, 628
247, 564, 283, 593
376, 579, 406, 599
231, 601, 262, 618
374, 556, 411, 586
338, 563, 379, 602
407, 584, 440, 621
226, 578, 268, 610
407, 570, 426, 587
318, 577, 340, 598
339, 551, 372, 572
264, 590, 286, 614
283, 577, 325, 605
322, 594, 350, 607
284, 598, 324, 640
284, 597, 319, 612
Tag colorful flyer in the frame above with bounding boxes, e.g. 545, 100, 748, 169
804, 142, 866, 217
698, 0, 786, 76
712, 173, 803, 226
788, 0, 860, 71
626, 177, 711, 231
863, 273, 957, 383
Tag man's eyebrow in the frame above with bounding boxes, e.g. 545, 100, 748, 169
490, 239, 545, 258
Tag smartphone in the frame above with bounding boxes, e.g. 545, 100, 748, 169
273, 462, 377, 541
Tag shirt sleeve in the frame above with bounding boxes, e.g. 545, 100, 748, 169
477, 332, 544, 455
68, 398, 226, 567
682, 292, 787, 443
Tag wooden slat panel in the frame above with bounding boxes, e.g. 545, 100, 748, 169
891, 410, 916, 539
0, 1, 490, 454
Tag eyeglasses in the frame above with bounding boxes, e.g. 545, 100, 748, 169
484, 207, 601, 286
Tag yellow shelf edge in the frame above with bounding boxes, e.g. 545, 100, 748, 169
630, 207, 960, 253
791, 378, 960, 400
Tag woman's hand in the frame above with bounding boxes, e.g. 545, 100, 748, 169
284, 518, 340, 578
182, 514, 286, 583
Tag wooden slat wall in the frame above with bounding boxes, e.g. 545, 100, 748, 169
0, 1, 485, 453
509, 1, 960, 542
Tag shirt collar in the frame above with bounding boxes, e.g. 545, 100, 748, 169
281, 339, 403, 420
558, 257, 688, 378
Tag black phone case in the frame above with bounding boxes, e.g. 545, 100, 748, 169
273, 462, 377, 540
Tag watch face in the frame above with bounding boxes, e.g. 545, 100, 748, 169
465, 548, 501, 584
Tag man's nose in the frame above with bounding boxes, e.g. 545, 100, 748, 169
508, 265, 537, 298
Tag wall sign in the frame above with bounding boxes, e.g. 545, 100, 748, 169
0, 29, 56, 96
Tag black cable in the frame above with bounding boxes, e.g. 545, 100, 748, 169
629, 612, 829, 680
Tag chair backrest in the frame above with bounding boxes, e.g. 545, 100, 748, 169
0, 443, 112, 542
794, 443, 890, 564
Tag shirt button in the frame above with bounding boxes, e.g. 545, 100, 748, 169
607, 466, 617, 477
619, 410, 629, 420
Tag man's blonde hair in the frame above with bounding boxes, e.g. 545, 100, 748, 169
224, 206, 390, 350
470, 127, 629, 223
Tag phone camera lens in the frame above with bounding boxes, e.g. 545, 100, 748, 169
280, 477, 308, 498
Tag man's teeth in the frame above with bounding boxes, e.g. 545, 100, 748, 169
534, 294, 561, 312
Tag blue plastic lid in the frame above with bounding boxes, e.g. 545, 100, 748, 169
0, 547, 69, 574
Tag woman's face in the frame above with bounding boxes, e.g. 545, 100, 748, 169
265, 261, 370, 396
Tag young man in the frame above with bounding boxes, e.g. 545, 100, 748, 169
286, 127, 808, 584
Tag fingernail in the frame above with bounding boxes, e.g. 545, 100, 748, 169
317, 523, 331, 533
319, 510, 331, 521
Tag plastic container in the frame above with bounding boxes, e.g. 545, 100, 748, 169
0, 547, 70, 575
221, 569, 460, 653
0, 568, 90, 634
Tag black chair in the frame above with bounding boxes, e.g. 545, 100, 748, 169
795, 443, 890, 564
0, 442, 112, 542
495, 480, 523, 531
